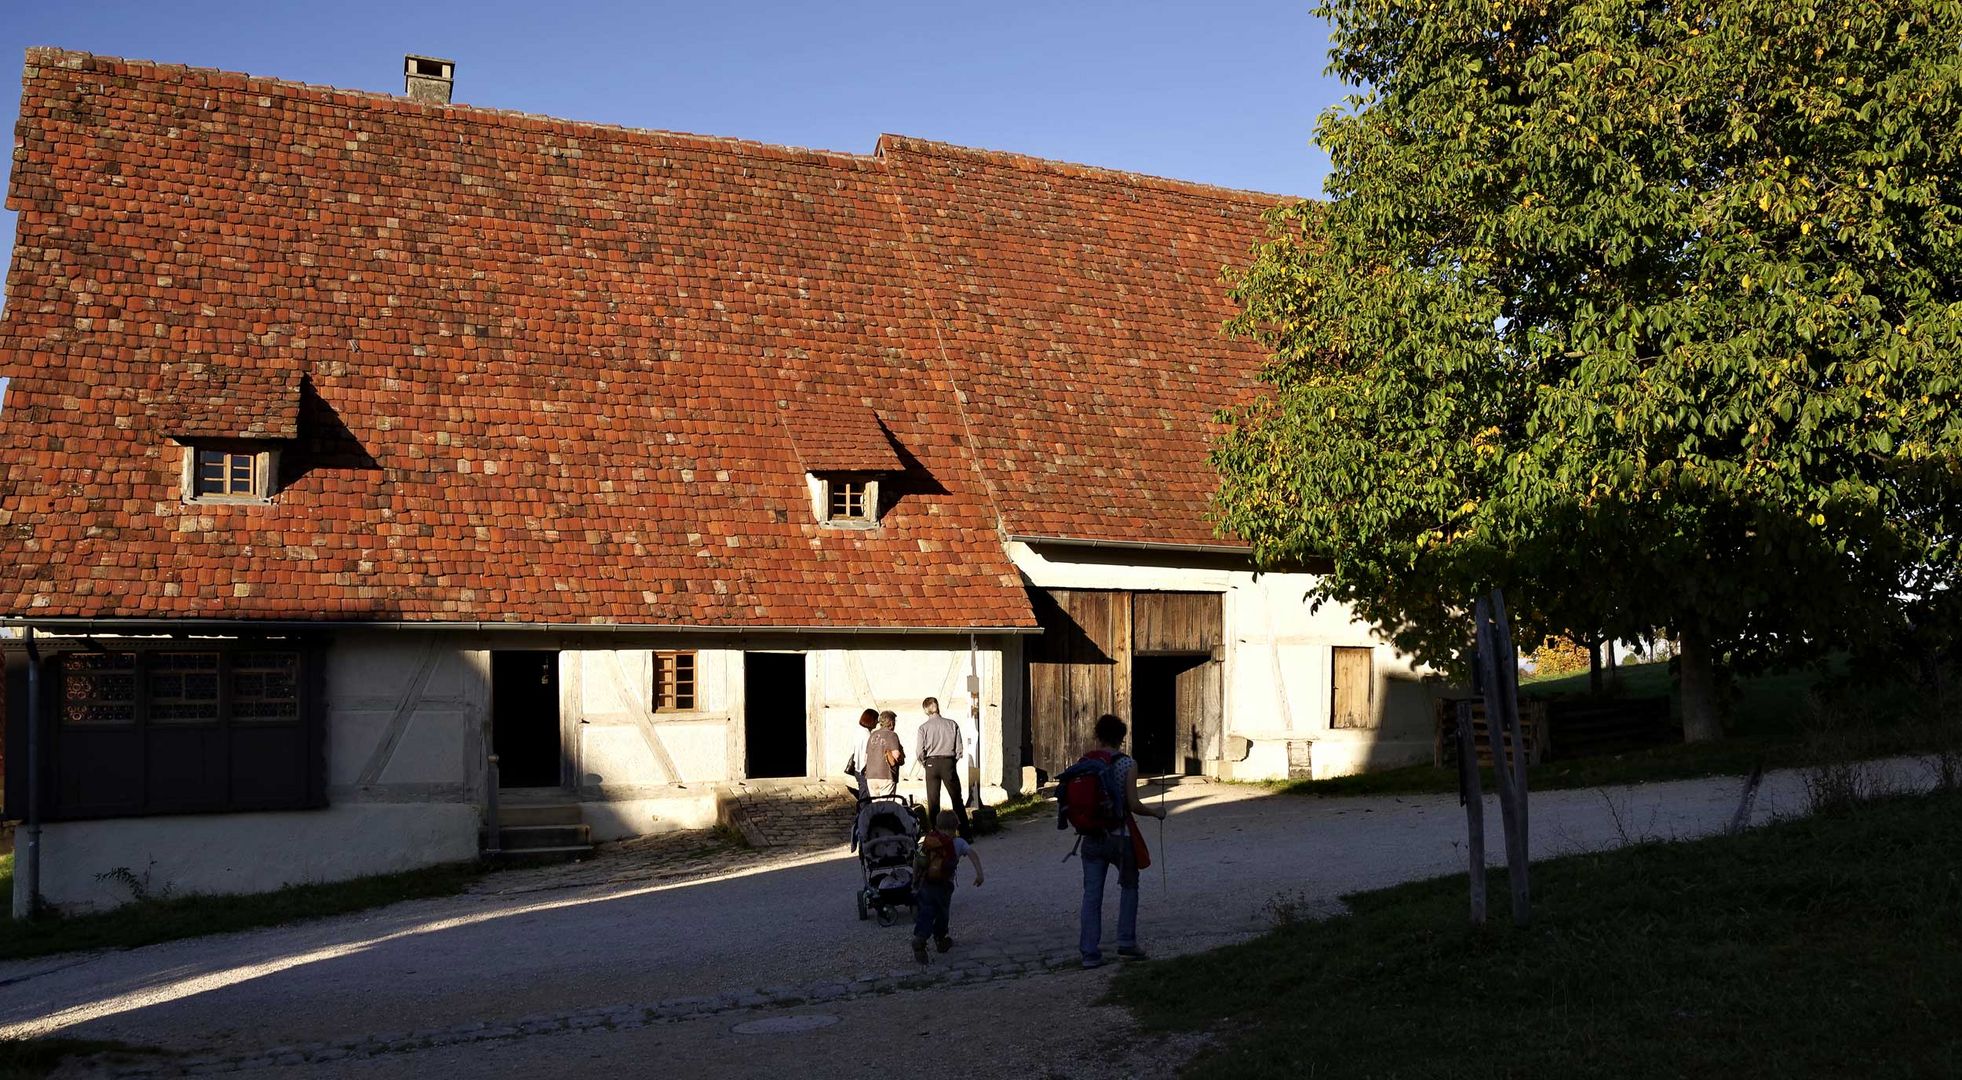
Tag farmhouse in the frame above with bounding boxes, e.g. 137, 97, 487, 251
0, 50, 1435, 910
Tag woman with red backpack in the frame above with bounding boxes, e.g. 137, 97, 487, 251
1058, 713, 1166, 969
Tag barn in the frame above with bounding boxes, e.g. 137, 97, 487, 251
0, 50, 1437, 911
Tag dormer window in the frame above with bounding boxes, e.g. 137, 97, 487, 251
828, 478, 870, 522
775, 400, 902, 528
815, 474, 880, 527
183, 443, 278, 503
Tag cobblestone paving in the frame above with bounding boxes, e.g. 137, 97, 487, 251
466, 828, 795, 898
720, 779, 861, 849
466, 783, 865, 900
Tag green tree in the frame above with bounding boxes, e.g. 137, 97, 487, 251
1214, 0, 1962, 739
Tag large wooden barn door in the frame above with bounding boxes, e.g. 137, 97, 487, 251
1026, 589, 1131, 779
1027, 589, 1223, 779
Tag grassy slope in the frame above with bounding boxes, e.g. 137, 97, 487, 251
1113, 789, 1962, 1079
0, 855, 487, 961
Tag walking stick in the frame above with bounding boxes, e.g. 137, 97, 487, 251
1158, 779, 1168, 892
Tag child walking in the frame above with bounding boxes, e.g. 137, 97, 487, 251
912, 810, 984, 963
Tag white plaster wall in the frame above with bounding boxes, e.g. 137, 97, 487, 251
812, 640, 1017, 797
326, 633, 486, 798
23, 630, 1029, 914
561, 637, 1016, 796
565, 648, 736, 787
1009, 543, 1440, 780
29, 803, 480, 914
578, 791, 723, 842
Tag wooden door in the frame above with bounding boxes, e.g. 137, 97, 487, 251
1331, 646, 1374, 729
1175, 657, 1223, 768
1026, 589, 1131, 778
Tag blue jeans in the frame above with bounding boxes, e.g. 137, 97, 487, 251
914, 881, 953, 942
1079, 833, 1138, 962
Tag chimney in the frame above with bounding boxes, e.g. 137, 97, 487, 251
403, 55, 454, 105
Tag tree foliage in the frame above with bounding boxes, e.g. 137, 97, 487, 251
1214, 0, 1962, 733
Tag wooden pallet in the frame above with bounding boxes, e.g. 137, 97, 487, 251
1434, 698, 1549, 768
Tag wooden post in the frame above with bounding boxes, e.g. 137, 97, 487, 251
1727, 761, 1765, 836
1456, 699, 1486, 926
1474, 591, 1531, 927
1490, 593, 1528, 868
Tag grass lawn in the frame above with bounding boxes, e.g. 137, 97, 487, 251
0, 853, 489, 961
1283, 658, 1945, 798
1113, 787, 1962, 1079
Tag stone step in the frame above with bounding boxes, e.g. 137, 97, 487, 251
485, 845, 592, 869
497, 803, 583, 828
487, 823, 592, 851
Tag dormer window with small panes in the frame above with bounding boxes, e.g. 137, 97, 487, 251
160, 361, 304, 506
827, 477, 872, 523
183, 443, 279, 503
775, 400, 904, 529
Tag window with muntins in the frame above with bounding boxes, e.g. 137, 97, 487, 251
45, 646, 321, 819
194, 448, 261, 498
827, 480, 869, 522
654, 651, 697, 711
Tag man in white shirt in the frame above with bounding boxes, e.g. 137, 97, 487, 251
915, 697, 970, 839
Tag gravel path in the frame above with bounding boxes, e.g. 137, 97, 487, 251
4, 757, 1934, 1078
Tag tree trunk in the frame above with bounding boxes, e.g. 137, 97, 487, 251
1606, 643, 1620, 693
1588, 639, 1603, 696
1679, 626, 1723, 743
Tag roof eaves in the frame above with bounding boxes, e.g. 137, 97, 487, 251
1, 616, 1044, 635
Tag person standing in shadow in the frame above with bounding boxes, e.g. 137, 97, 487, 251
915, 697, 970, 839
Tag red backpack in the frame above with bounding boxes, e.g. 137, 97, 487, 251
917, 830, 961, 884
1056, 749, 1127, 834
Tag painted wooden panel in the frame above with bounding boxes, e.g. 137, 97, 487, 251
1331, 646, 1375, 729
1133, 592, 1224, 654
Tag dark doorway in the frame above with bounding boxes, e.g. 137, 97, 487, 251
1133, 654, 1211, 776
492, 651, 562, 788
744, 653, 807, 778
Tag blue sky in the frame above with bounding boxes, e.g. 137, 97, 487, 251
0, 0, 1345, 313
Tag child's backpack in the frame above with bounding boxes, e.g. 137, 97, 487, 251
917, 829, 960, 884
1055, 749, 1127, 834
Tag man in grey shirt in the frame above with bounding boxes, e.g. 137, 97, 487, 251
915, 697, 970, 839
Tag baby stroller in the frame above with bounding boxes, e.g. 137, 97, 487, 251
851, 791, 922, 925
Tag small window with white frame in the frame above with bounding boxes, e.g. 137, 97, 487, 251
816, 474, 879, 526
184, 443, 277, 502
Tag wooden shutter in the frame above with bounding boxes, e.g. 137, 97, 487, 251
1331, 646, 1375, 729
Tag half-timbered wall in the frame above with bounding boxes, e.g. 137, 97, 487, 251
20, 629, 1024, 911
1011, 541, 1438, 781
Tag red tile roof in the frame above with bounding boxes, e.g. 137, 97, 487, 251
154, 359, 303, 439
882, 137, 1277, 549
776, 402, 904, 474
0, 50, 1286, 628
